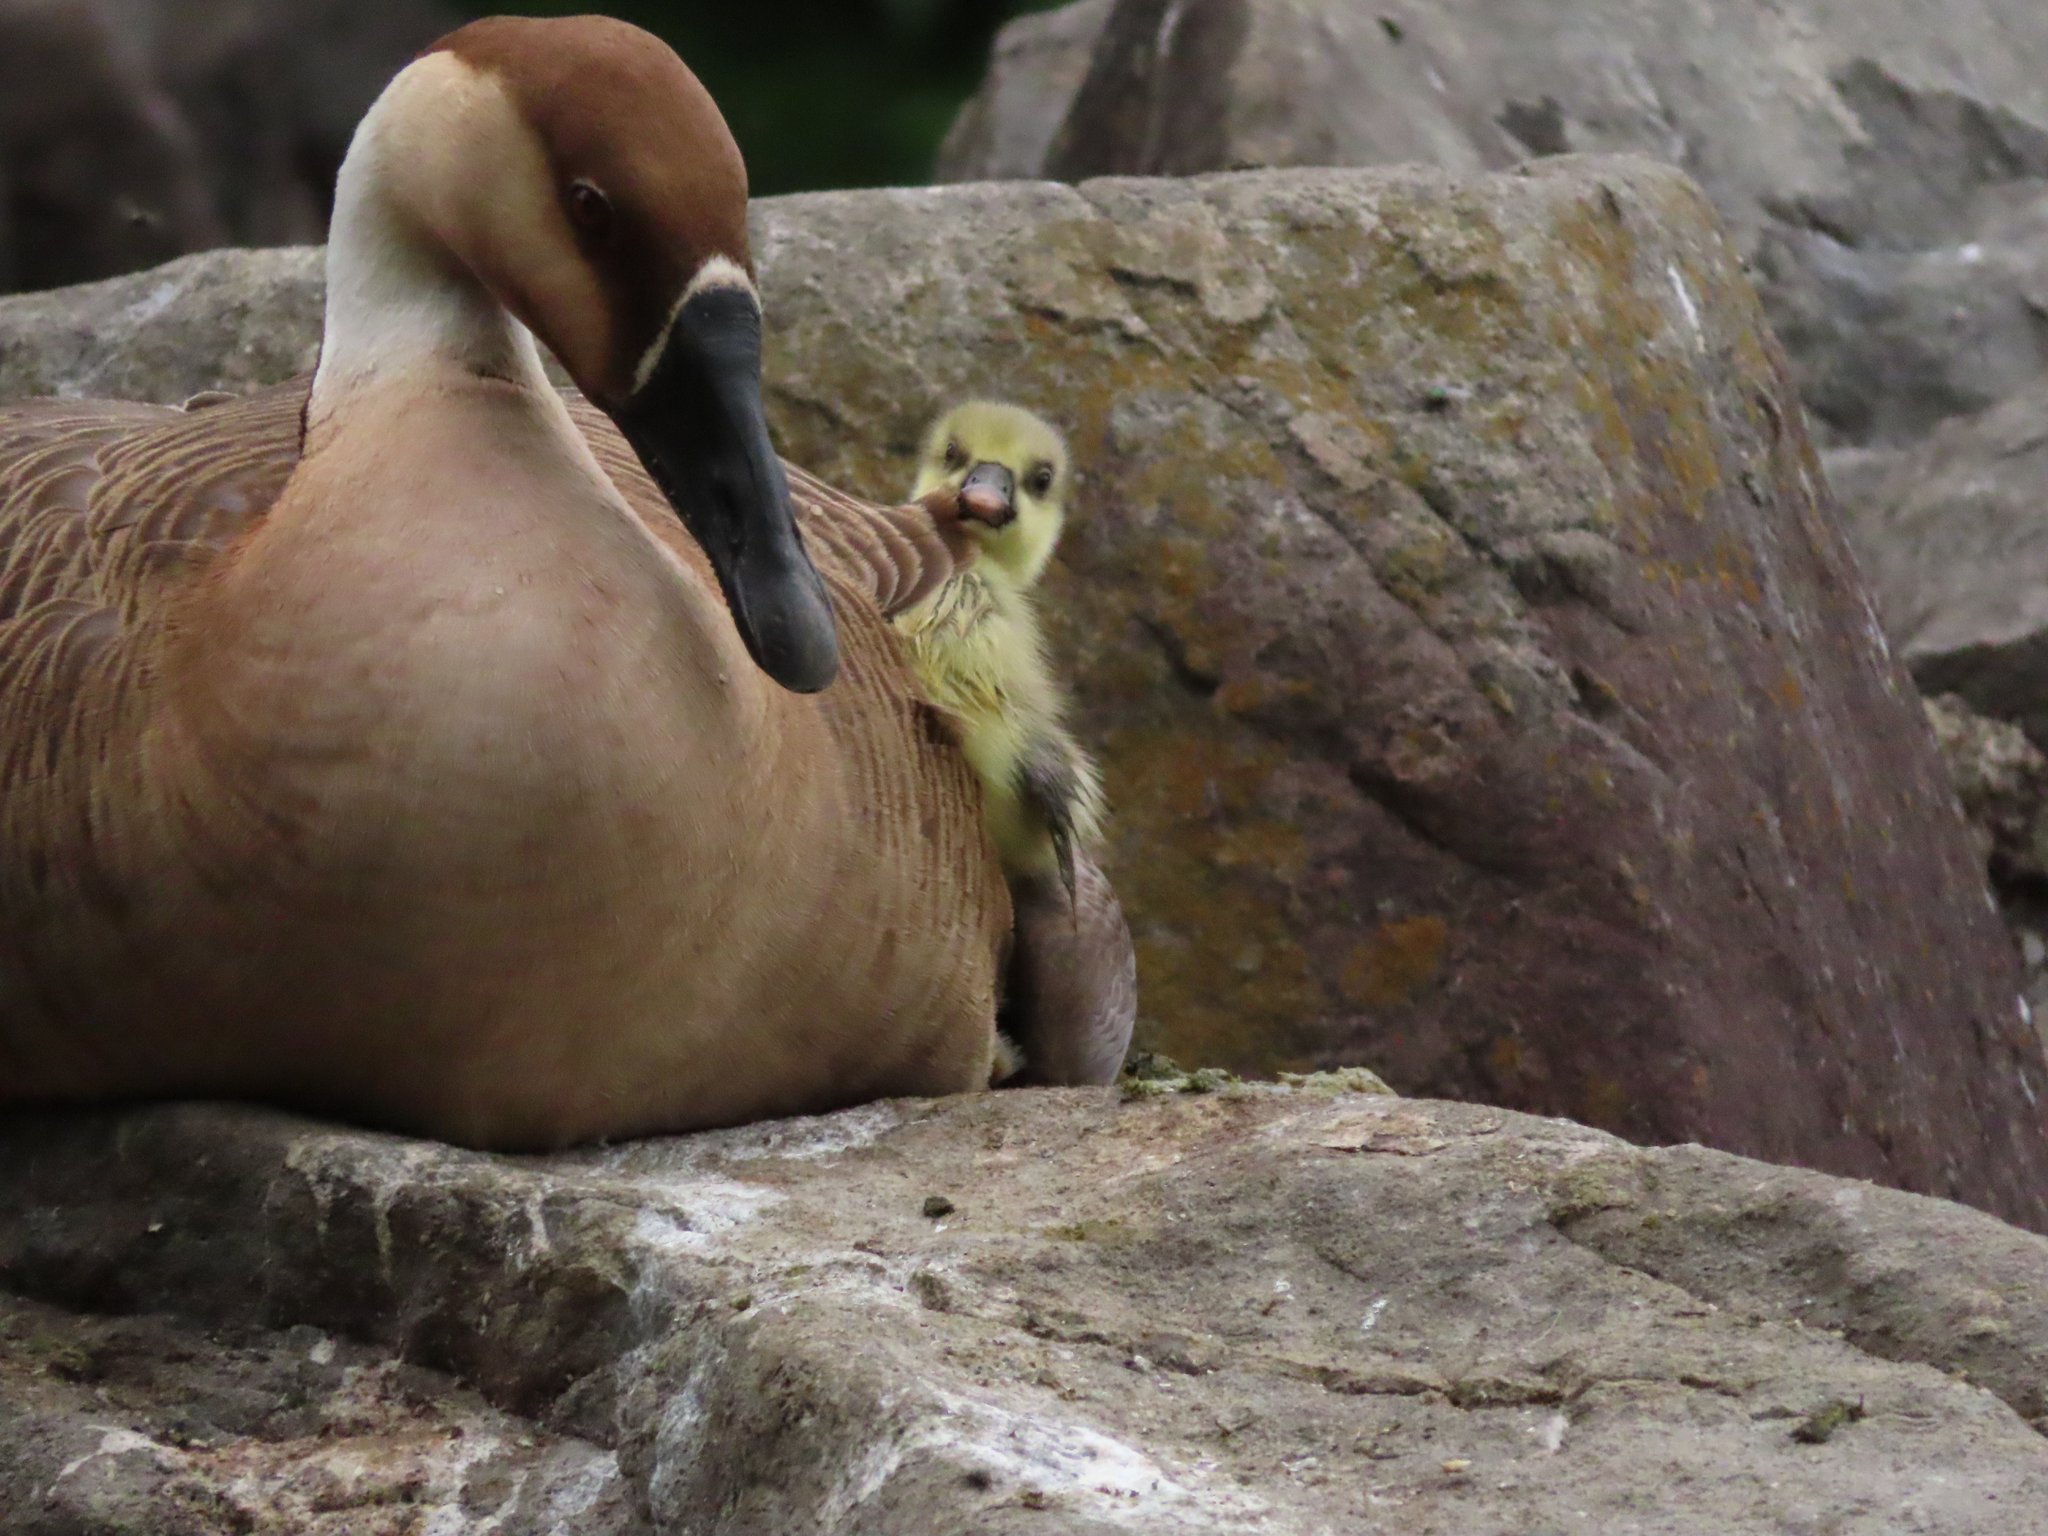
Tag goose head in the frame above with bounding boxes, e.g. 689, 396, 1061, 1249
911, 402, 1070, 588
322, 15, 837, 692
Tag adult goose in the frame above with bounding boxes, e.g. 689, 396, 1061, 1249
0, 16, 1020, 1149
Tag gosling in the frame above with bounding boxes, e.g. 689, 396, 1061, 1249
898, 401, 1106, 903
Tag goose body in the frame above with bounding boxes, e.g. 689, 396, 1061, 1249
0, 18, 1007, 1149
901, 402, 1135, 1087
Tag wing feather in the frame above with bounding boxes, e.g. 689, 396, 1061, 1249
0, 380, 969, 702
1002, 856, 1138, 1087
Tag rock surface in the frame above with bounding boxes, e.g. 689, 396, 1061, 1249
934, 0, 1114, 184
1851, 376, 2048, 744
0, 0, 453, 294
2, 160, 2043, 1228
944, 0, 2048, 451
0, 244, 321, 403
1926, 693, 2048, 888
1922, 692, 2048, 1049
6, 1091, 2048, 1533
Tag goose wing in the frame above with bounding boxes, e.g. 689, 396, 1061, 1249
0, 379, 962, 667
563, 394, 968, 618
0, 385, 303, 788
0, 385, 302, 624
1002, 854, 1139, 1087
782, 463, 972, 619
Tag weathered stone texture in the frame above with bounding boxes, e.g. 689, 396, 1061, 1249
6, 1092, 2048, 1533
1852, 379, 2048, 744
0, 244, 321, 403
934, 0, 1114, 184
945, 0, 2048, 452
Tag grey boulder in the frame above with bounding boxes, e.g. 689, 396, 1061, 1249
1851, 376, 2048, 744
6, 1091, 2048, 1533
943, 0, 2048, 457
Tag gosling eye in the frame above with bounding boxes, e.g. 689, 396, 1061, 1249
942, 439, 967, 472
565, 179, 615, 246
1027, 463, 1056, 497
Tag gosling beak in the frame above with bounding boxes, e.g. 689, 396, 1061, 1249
957, 461, 1017, 530
610, 285, 839, 694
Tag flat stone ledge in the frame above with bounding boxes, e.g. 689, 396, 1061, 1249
5, 1089, 2047, 1533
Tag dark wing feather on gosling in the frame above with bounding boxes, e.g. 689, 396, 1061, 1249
1001, 853, 1137, 1087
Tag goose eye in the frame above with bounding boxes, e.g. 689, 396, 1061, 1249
1028, 464, 1055, 496
566, 180, 615, 243
943, 440, 966, 470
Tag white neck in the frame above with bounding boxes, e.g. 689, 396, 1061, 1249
310, 90, 550, 429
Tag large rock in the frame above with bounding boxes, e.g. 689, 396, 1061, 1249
942, 0, 2048, 454
1754, 183, 2048, 448
6, 1091, 2048, 1532
3, 161, 2044, 1229
753, 163, 2048, 1226
933, 0, 1114, 183
0, 244, 321, 403
1923, 692, 2048, 1049
0, 0, 453, 294
1850, 377, 2048, 741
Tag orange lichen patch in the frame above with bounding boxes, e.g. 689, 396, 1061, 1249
1215, 673, 1318, 717
1152, 535, 1221, 606
1211, 818, 1309, 879
1540, 188, 1750, 554
1340, 916, 1450, 1010
1775, 671, 1805, 710
1100, 719, 1327, 1072
1107, 721, 1286, 824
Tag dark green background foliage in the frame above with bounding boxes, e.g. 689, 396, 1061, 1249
479, 1, 1062, 194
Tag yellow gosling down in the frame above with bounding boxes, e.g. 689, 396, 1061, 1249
899, 402, 1136, 1087
902, 402, 1105, 892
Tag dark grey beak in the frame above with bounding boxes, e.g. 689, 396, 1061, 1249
610, 285, 838, 694
958, 461, 1017, 529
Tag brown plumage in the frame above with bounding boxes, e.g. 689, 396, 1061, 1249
1002, 859, 1138, 1088
0, 16, 1009, 1149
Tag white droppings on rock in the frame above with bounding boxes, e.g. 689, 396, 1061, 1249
519, 1190, 554, 1268
56, 1428, 181, 1484
926, 1389, 1277, 1530
535, 1448, 624, 1527
630, 1178, 784, 1256
1667, 263, 1704, 345
718, 1102, 904, 1162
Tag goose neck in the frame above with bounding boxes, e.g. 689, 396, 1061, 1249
309, 120, 548, 432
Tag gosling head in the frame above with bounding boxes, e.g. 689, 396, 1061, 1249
340, 15, 837, 692
911, 402, 1071, 588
